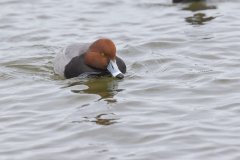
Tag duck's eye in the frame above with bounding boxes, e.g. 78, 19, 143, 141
100, 53, 105, 57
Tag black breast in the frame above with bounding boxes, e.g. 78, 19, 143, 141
64, 55, 126, 79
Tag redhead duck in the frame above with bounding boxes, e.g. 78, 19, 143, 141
54, 38, 126, 79
173, 0, 205, 3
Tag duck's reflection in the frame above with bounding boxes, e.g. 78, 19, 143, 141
182, 1, 216, 12
185, 13, 215, 25
173, 0, 206, 4
173, 0, 217, 25
92, 113, 118, 125
68, 77, 124, 103
72, 113, 119, 126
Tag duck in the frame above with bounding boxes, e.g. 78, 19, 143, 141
54, 38, 126, 79
173, 0, 205, 3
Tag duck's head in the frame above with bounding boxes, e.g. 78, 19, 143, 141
84, 38, 124, 79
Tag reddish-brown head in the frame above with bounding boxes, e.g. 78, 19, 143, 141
84, 38, 124, 79
84, 38, 116, 70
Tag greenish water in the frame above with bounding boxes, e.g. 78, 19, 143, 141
1, 0, 240, 159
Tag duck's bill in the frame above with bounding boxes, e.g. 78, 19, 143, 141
107, 59, 124, 79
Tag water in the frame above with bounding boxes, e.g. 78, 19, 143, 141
1, 0, 240, 159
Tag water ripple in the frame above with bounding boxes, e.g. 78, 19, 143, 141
1, 0, 240, 160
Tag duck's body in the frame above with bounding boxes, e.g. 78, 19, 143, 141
54, 39, 126, 79
173, 0, 205, 3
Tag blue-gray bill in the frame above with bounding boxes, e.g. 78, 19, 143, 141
107, 59, 124, 79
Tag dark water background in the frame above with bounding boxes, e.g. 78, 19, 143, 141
1, 0, 240, 159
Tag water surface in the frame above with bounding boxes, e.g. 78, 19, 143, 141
1, 0, 240, 159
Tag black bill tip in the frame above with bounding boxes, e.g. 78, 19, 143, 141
115, 73, 124, 79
